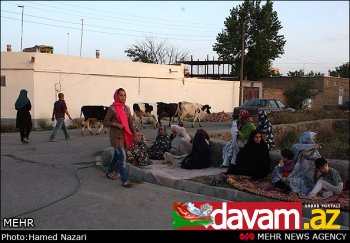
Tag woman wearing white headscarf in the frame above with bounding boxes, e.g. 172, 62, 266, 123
164, 125, 192, 166
286, 131, 321, 193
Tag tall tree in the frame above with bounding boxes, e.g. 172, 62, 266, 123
213, 0, 286, 80
125, 36, 189, 64
329, 62, 349, 78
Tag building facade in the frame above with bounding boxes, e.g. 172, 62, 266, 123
260, 76, 349, 109
1, 52, 240, 127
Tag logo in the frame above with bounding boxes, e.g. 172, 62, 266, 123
173, 202, 213, 230
239, 232, 255, 241
173, 202, 302, 230
303, 209, 341, 229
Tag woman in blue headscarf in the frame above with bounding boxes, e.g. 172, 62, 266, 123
15, 89, 32, 143
286, 131, 321, 193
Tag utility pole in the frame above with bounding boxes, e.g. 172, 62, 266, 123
80, 19, 84, 57
67, 33, 70, 55
18, 5, 24, 51
239, 21, 245, 106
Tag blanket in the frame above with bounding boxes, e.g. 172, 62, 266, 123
226, 174, 349, 211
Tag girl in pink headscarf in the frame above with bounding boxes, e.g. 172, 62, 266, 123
103, 88, 136, 187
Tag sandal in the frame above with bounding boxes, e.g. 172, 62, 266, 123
106, 173, 117, 180
122, 181, 133, 187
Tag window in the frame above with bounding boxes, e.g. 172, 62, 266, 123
268, 100, 278, 108
276, 100, 286, 108
1, 76, 5, 86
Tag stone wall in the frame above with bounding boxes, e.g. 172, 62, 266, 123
272, 119, 345, 140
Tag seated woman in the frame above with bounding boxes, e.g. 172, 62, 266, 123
257, 110, 275, 151
181, 129, 211, 169
125, 128, 152, 166
237, 109, 256, 140
147, 126, 171, 160
221, 114, 239, 168
164, 125, 192, 166
286, 131, 321, 193
221, 110, 256, 168
227, 130, 271, 180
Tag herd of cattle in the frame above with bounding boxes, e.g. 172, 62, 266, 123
79, 102, 211, 135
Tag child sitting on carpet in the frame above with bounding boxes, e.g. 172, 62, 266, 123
271, 149, 295, 192
307, 158, 343, 199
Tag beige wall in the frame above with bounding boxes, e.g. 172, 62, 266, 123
1, 52, 239, 125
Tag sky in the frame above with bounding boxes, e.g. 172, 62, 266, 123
1, 1, 349, 76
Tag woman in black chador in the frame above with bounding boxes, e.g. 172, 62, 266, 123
181, 129, 211, 170
15, 89, 32, 143
227, 130, 270, 180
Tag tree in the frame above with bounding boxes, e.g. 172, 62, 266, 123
287, 69, 304, 77
328, 62, 349, 78
284, 79, 318, 110
287, 70, 324, 77
213, 0, 286, 80
125, 36, 189, 64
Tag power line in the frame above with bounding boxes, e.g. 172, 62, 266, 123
45, 1, 221, 27
3, 1, 221, 32
1, 15, 216, 42
1, 10, 216, 38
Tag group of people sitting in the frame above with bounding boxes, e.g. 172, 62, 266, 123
222, 109, 343, 199
271, 131, 343, 199
123, 123, 211, 170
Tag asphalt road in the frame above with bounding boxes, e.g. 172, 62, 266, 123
1, 120, 231, 230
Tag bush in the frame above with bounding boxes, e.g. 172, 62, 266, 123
1, 124, 19, 133
269, 108, 348, 125
35, 119, 53, 130
274, 131, 298, 151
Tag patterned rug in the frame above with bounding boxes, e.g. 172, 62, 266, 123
226, 174, 349, 211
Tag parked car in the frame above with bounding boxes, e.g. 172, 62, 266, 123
338, 100, 350, 111
233, 98, 296, 117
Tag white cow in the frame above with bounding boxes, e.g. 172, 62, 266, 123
177, 101, 211, 128
132, 102, 158, 129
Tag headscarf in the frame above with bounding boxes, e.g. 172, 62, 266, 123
299, 131, 317, 144
170, 125, 192, 155
178, 127, 192, 142
112, 89, 133, 146
171, 125, 191, 142
154, 126, 171, 150
291, 131, 320, 162
15, 89, 29, 110
239, 109, 251, 121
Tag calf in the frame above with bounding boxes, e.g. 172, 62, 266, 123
177, 101, 211, 128
157, 102, 179, 127
132, 103, 158, 129
80, 105, 108, 136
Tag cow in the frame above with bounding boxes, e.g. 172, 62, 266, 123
132, 103, 158, 129
157, 102, 179, 127
80, 105, 109, 136
177, 101, 211, 128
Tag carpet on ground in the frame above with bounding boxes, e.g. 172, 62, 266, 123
226, 174, 349, 211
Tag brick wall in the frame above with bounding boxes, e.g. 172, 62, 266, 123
262, 88, 286, 102
260, 76, 349, 109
